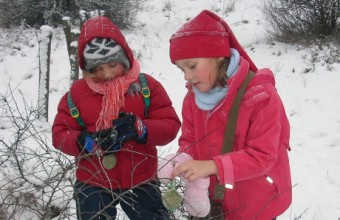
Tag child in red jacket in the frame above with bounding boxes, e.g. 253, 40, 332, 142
163, 10, 292, 220
52, 16, 180, 219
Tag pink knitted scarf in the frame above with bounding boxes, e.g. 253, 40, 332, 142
85, 59, 140, 130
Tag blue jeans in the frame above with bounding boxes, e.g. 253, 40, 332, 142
74, 180, 170, 220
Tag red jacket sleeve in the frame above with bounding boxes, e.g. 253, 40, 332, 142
52, 92, 83, 156
142, 75, 181, 147
178, 91, 199, 159
213, 82, 288, 185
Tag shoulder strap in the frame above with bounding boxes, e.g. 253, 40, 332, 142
139, 73, 151, 118
67, 92, 86, 128
213, 71, 255, 200
222, 71, 255, 154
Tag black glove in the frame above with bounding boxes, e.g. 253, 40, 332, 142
93, 128, 120, 151
112, 112, 147, 145
77, 131, 96, 153
77, 129, 121, 153
77, 113, 147, 153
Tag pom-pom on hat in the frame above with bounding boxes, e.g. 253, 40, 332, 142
78, 16, 134, 71
83, 37, 131, 71
169, 10, 257, 72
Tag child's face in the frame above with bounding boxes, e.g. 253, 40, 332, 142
175, 57, 222, 93
89, 61, 125, 82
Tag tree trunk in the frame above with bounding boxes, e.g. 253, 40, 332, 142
62, 17, 79, 86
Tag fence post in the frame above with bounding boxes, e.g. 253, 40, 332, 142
38, 25, 53, 121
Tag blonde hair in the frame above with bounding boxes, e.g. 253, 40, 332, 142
215, 58, 230, 87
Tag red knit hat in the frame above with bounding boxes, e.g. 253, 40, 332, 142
78, 16, 134, 70
169, 10, 257, 72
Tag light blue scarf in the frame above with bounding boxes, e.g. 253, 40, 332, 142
193, 48, 240, 110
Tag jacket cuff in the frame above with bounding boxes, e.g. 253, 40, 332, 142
212, 154, 234, 185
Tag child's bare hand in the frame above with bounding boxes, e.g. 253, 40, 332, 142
172, 160, 217, 182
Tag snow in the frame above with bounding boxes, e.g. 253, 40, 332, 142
1, 0, 340, 219
38, 25, 53, 120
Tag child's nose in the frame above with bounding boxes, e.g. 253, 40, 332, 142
184, 71, 192, 81
102, 67, 112, 79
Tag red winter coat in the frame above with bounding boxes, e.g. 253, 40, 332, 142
179, 58, 292, 220
52, 74, 181, 189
